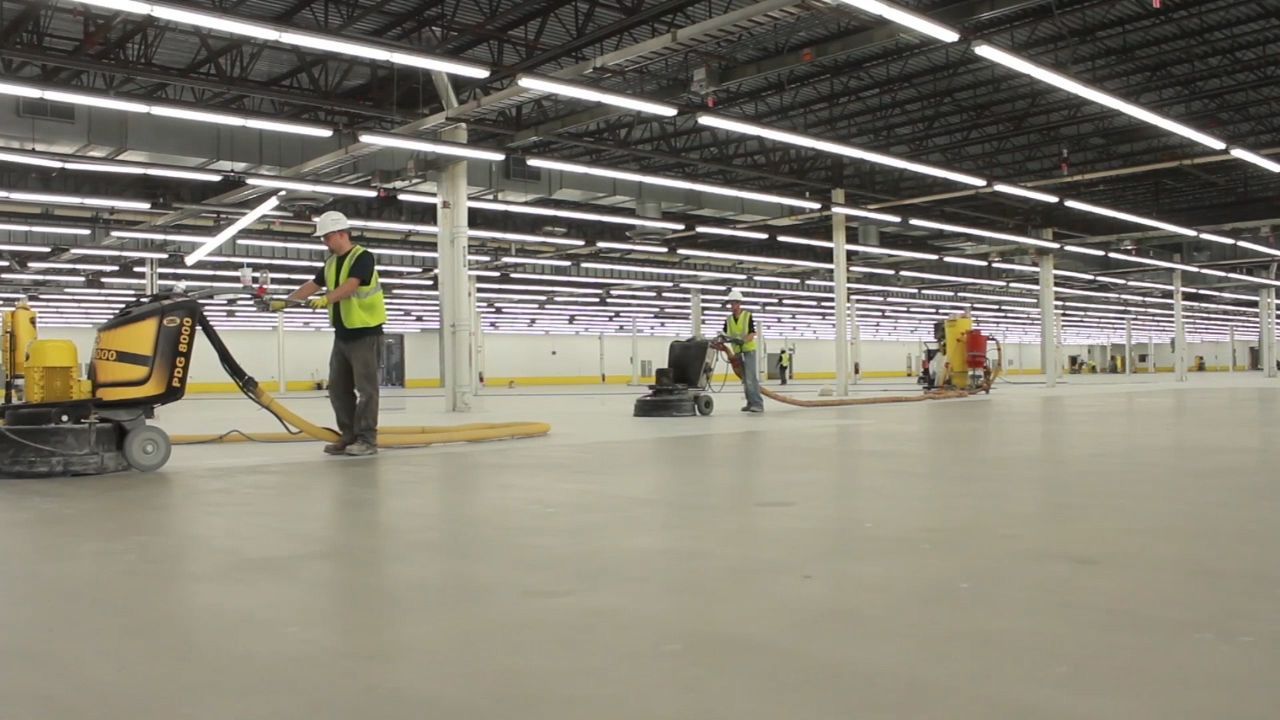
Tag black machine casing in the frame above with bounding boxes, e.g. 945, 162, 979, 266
633, 338, 717, 418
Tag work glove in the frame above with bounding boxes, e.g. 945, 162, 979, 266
267, 299, 288, 312
308, 296, 330, 310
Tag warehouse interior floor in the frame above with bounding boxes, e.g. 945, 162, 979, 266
2, 374, 1278, 719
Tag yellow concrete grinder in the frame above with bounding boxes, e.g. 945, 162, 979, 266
1, 290, 549, 479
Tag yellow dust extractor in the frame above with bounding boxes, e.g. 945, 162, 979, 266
1, 290, 549, 479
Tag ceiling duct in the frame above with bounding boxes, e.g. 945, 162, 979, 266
627, 200, 672, 241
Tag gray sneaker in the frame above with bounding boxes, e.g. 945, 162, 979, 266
344, 441, 378, 457
747, 406, 764, 413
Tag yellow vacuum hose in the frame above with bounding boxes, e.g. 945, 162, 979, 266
171, 386, 550, 448
719, 337, 1004, 408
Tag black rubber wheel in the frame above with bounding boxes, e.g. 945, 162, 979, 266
122, 426, 172, 473
695, 393, 714, 416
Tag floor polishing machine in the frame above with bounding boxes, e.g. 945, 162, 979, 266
1, 288, 280, 478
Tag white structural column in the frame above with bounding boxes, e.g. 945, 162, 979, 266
1174, 270, 1188, 382
276, 311, 287, 394
1262, 283, 1277, 378
690, 288, 703, 338
832, 188, 850, 396
1125, 318, 1132, 377
598, 334, 606, 383
145, 259, 159, 295
1039, 250, 1057, 388
1229, 326, 1236, 373
851, 296, 862, 384
1148, 337, 1156, 374
630, 317, 640, 385
473, 290, 485, 393
439, 122, 474, 412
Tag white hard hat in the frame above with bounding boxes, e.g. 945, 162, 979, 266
313, 210, 350, 237
726, 289, 745, 303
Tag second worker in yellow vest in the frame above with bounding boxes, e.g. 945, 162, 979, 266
276, 210, 387, 457
724, 289, 764, 413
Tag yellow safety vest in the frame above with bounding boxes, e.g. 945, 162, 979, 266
780, 352, 790, 368
324, 245, 387, 329
726, 310, 757, 353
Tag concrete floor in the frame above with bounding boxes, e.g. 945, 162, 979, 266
2, 374, 1278, 719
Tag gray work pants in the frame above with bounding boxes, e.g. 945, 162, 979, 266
329, 335, 380, 445
741, 349, 764, 410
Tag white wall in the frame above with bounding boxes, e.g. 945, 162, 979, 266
36, 322, 1261, 387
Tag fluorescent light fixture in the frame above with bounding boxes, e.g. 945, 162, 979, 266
848, 264, 897, 276
676, 248, 832, 269
80, 0, 153, 13
972, 42, 1227, 151
148, 5, 280, 39
992, 184, 1059, 203
244, 119, 334, 137
246, 177, 377, 198
470, 229, 585, 247
848, 244, 940, 260
1236, 240, 1280, 257
516, 75, 677, 117
500, 257, 573, 267
1054, 269, 1097, 280
45, 90, 148, 113
0, 243, 51, 253
0, 223, 90, 235
185, 194, 281, 266
1065, 200, 1198, 236
2, 189, 151, 210
1, 273, 85, 282
0, 150, 222, 181
1198, 233, 1236, 245
907, 218, 1060, 248
279, 32, 390, 60
831, 0, 960, 42
387, 52, 489, 78
110, 230, 206, 243
509, 273, 672, 288
753, 275, 801, 284
29, 261, 119, 272
0, 80, 333, 137
595, 242, 669, 253
831, 206, 903, 223
359, 132, 505, 162
0, 152, 63, 169
75, 248, 168, 259
697, 114, 987, 187
943, 256, 989, 267
899, 270, 1007, 287
777, 236, 832, 249
468, 199, 685, 230
581, 262, 746, 280
395, 193, 439, 205
526, 157, 823, 210
1229, 148, 1280, 173
1063, 244, 1107, 257
696, 225, 769, 239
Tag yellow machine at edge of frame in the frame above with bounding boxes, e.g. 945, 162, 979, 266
1, 290, 550, 479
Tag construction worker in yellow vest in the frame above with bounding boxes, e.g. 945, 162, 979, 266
274, 211, 387, 457
724, 289, 764, 413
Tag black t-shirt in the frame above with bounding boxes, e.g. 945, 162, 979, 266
314, 248, 383, 341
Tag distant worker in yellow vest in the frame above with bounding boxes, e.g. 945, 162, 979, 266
724, 289, 764, 413
274, 211, 387, 456
779, 348, 791, 385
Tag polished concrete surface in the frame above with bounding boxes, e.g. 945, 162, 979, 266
2, 374, 1278, 718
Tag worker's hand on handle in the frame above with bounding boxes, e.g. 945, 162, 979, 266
308, 296, 330, 310
267, 299, 289, 312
